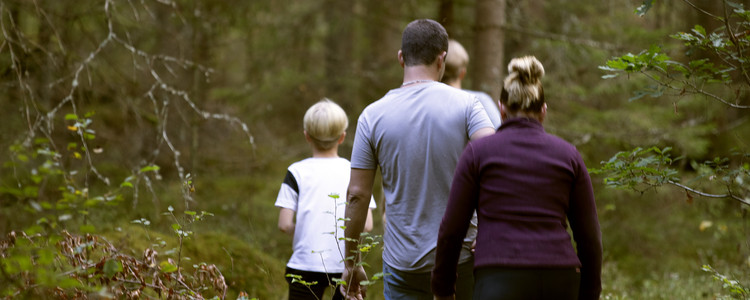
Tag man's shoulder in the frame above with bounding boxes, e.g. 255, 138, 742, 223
465, 89, 492, 101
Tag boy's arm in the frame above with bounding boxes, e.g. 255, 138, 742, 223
364, 209, 374, 232
278, 208, 295, 236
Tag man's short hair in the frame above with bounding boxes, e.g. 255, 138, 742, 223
442, 39, 469, 83
401, 19, 449, 66
303, 98, 348, 150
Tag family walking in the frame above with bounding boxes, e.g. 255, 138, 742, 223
275, 18, 602, 300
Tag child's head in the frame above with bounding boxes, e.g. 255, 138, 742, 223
303, 98, 348, 151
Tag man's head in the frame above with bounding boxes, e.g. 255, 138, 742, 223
303, 98, 348, 150
441, 39, 469, 84
400, 19, 449, 67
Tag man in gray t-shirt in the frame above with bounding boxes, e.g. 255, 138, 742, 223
341, 19, 495, 299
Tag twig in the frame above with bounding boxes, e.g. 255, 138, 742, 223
668, 180, 750, 206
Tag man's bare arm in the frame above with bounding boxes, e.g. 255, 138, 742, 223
470, 127, 495, 141
344, 168, 377, 265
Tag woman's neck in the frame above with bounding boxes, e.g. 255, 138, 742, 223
503, 111, 543, 123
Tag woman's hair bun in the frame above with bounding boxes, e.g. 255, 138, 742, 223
508, 56, 544, 84
501, 56, 546, 112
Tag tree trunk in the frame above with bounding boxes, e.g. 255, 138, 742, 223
360, 0, 401, 107
439, 0, 455, 37
473, 0, 505, 100
325, 0, 354, 105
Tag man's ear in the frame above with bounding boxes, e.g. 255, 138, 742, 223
436, 51, 447, 68
304, 131, 312, 144
540, 103, 547, 122
398, 50, 405, 68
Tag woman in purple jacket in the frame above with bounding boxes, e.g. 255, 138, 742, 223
431, 56, 602, 300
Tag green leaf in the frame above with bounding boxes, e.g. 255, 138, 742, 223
103, 259, 123, 277
160, 261, 178, 273
139, 165, 160, 173
184, 210, 196, 216
120, 181, 134, 188
691, 25, 707, 38
79, 224, 96, 233
635, 0, 654, 17
57, 277, 82, 288
65, 114, 78, 120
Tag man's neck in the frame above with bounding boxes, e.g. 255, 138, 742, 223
402, 65, 440, 84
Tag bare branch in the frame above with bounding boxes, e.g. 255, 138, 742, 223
502, 24, 621, 51
668, 180, 750, 206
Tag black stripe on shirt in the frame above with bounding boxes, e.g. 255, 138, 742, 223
283, 170, 299, 194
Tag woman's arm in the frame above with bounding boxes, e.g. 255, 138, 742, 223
567, 154, 602, 300
432, 144, 480, 297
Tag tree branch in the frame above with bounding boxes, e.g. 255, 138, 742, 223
502, 24, 621, 51
641, 70, 750, 109
668, 180, 750, 206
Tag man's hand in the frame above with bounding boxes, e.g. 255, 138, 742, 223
340, 265, 368, 300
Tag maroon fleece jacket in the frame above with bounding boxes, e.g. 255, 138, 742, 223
431, 117, 602, 299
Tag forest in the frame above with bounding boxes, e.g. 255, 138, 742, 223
0, 0, 748, 299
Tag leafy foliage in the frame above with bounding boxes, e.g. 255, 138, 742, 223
598, 0, 750, 207
702, 264, 749, 299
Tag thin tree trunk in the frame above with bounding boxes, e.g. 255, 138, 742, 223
325, 0, 354, 104
439, 0, 454, 37
360, 0, 401, 107
473, 0, 505, 100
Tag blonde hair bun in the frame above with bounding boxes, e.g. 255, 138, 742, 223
508, 56, 544, 84
502, 56, 545, 112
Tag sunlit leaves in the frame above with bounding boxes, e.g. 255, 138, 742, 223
635, 0, 654, 17
591, 146, 679, 191
702, 265, 750, 297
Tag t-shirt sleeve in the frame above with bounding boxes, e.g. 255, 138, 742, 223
274, 169, 299, 210
351, 113, 378, 170
466, 95, 494, 137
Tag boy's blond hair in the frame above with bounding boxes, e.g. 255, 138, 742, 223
303, 98, 348, 150
442, 39, 470, 83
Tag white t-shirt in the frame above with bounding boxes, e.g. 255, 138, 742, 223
275, 157, 376, 273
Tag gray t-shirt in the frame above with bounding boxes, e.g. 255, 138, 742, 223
466, 90, 501, 129
351, 81, 493, 272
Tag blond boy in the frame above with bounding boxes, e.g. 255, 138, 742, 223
275, 99, 375, 300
